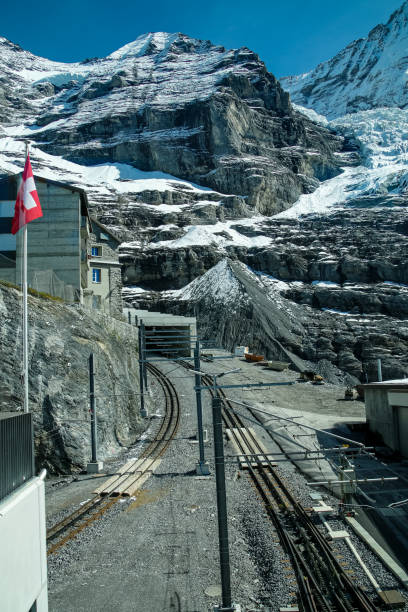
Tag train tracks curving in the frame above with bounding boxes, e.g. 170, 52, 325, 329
47, 362, 180, 556
179, 358, 380, 612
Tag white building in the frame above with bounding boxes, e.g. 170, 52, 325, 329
0, 412, 48, 612
364, 380, 408, 457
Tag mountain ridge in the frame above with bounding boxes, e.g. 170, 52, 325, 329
0, 30, 342, 215
1, 11, 408, 383
281, 0, 408, 118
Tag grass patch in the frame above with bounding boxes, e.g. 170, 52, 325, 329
0, 279, 64, 303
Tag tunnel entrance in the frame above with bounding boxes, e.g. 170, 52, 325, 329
144, 325, 192, 358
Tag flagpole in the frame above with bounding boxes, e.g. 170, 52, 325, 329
23, 143, 29, 412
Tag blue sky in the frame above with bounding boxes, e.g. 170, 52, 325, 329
1, 0, 404, 77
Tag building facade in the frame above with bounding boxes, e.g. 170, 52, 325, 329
85, 218, 123, 316
364, 380, 408, 457
0, 412, 48, 612
0, 175, 122, 315
0, 175, 90, 302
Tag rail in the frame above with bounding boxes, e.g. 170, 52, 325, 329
47, 363, 180, 555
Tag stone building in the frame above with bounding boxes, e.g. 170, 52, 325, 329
85, 218, 122, 316
364, 379, 408, 457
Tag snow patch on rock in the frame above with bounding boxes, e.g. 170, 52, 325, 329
170, 259, 243, 303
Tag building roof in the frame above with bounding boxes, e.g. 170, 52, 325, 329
90, 216, 121, 244
363, 379, 408, 390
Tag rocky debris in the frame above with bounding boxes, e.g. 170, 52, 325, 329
125, 258, 408, 384
0, 284, 145, 473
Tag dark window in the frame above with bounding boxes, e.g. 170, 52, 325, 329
92, 295, 101, 309
0, 218, 12, 234
0, 179, 17, 200
91, 246, 101, 257
0, 251, 16, 264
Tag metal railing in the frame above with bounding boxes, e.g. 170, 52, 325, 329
0, 412, 34, 503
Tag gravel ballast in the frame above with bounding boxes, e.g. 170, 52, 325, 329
46, 355, 408, 611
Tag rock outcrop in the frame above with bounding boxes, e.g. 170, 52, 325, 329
281, 2, 408, 118
0, 32, 343, 214
0, 284, 144, 474
127, 259, 408, 384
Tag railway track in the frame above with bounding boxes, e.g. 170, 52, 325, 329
179, 358, 380, 612
47, 362, 180, 556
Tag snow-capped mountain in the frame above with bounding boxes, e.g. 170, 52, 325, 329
0, 32, 340, 216
277, 2, 408, 219
281, 2, 408, 119
1, 13, 408, 383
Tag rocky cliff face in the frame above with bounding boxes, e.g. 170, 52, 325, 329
281, 2, 408, 118
0, 284, 144, 474
1, 10, 408, 389
0, 32, 342, 214
127, 259, 408, 384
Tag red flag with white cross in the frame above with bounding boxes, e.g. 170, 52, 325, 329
11, 153, 43, 235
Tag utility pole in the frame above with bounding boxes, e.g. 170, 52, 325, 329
212, 394, 235, 612
87, 353, 103, 474
141, 320, 148, 390
194, 341, 210, 475
377, 358, 383, 382
138, 326, 148, 417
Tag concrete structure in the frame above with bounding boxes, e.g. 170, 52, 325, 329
85, 217, 122, 316
0, 175, 123, 315
123, 307, 197, 357
0, 174, 90, 302
364, 379, 408, 457
0, 413, 48, 612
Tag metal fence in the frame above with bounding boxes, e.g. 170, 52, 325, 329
0, 412, 34, 503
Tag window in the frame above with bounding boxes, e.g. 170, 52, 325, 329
92, 268, 101, 283
91, 246, 101, 257
92, 295, 101, 309
0, 218, 12, 234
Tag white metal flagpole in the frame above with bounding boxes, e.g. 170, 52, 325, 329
23, 143, 29, 412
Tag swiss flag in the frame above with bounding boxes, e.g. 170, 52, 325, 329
11, 153, 43, 235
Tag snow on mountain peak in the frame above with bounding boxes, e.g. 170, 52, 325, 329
281, 1, 408, 119
108, 32, 181, 60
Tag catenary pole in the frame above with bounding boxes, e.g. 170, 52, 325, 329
89, 353, 97, 463
138, 325, 147, 417
141, 320, 148, 390
212, 393, 234, 611
377, 358, 383, 382
194, 341, 209, 475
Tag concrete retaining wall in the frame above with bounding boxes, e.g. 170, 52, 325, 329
0, 476, 48, 612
